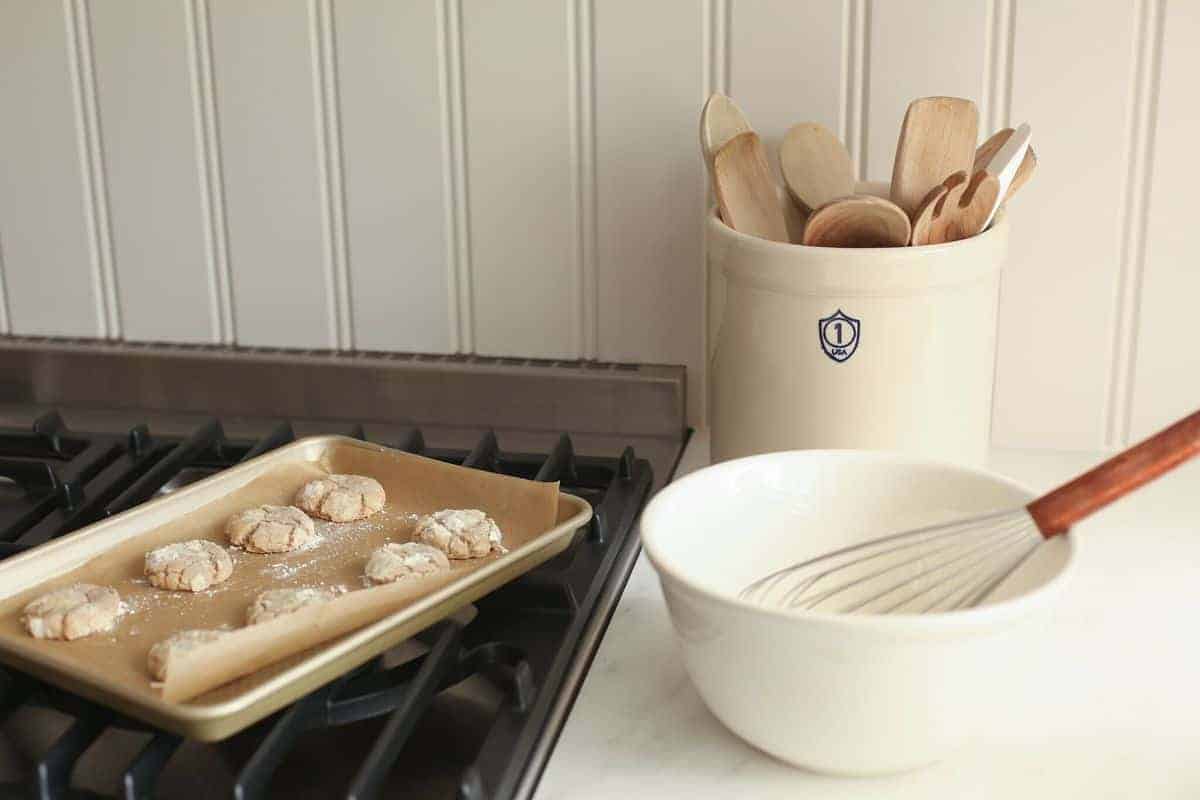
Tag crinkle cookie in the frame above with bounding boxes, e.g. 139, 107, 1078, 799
226, 504, 317, 553
246, 587, 336, 625
294, 474, 386, 522
364, 542, 451, 585
22, 583, 121, 641
414, 509, 506, 559
144, 539, 233, 592
147, 629, 226, 681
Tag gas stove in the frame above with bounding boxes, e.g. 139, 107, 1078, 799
0, 340, 687, 799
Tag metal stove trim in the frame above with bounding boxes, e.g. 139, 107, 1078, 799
0, 337, 686, 438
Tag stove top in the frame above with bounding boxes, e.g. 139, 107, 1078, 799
0, 409, 676, 799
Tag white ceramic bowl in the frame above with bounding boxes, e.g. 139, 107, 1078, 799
641, 450, 1075, 776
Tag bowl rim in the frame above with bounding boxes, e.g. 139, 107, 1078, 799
640, 449, 1077, 635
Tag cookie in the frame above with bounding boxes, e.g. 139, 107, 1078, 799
226, 504, 318, 553
147, 629, 226, 681
364, 542, 451, 585
294, 474, 386, 522
144, 539, 233, 592
22, 583, 121, 641
414, 509, 506, 559
246, 587, 336, 625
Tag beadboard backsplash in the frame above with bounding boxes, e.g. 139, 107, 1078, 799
0, 0, 1191, 450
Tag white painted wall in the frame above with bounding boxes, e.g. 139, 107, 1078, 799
0, 0, 1190, 450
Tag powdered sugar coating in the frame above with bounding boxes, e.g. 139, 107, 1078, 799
22, 583, 121, 641
144, 540, 233, 592
364, 542, 451, 584
226, 504, 318, 553
147, 628, 226, 681
294, 474, 386, 522
246, 587, 336, 625
414, 509, 506, 559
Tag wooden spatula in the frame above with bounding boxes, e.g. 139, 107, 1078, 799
779, 122, 856, 214
890, 97, 979, 218
801, 195, 910, 248
700, 93, 752, 175
910, 170, 1000, 245
975, 124, 1037, 206
712, 132, 790, 242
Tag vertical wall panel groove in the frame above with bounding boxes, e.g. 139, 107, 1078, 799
310, 0, 352, 350
705, 0, 729, 96
567, 0, 583, 357
843, 0, 869, 178
65, 0, 119, 339
1109, 0, 1165, 446
838, 0, 852, 153
435, 0, 461, 353
568, 0, 598, 361
702, 0, 719, 96
721, 0, 731, 94
981, 0, 1013, 443
981, 0, 1014, 134
981, 0, 997, 133
444, 0, 473, 352
186, 0, 234, 343
584, 0, 597, 361
1001, 0, 1015, 127
981, 0, 1016, 134
700, 0, 720, 426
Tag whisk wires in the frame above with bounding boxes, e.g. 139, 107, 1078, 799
739, 509, 1042, 615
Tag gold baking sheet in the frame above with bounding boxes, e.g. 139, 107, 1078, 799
0, 436, 591, 740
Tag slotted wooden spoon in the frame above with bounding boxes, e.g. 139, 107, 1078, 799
910, 169, 1000, 246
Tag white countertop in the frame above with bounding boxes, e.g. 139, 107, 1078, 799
537, 432, 1200, 799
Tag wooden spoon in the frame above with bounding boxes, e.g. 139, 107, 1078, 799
700, 93, 751, 175
779, 122, 855, 214
975, 124, 1037, 205
910, 170, 1000, 245
801, 195, 911, 248
712, 132, 790, 242
890, 97, 979, 218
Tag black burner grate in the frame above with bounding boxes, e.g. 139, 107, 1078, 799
0, 412, 653, 799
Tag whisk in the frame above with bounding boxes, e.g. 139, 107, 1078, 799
741, 408, 1200, 615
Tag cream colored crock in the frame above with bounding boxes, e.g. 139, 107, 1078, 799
707, 183, 1007, 466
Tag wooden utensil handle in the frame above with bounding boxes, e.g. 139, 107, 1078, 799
1027, 409, 1200, 537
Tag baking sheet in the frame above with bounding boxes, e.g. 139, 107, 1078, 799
0, 436, 590, 738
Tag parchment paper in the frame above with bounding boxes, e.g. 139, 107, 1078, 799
0, 442, 559, 705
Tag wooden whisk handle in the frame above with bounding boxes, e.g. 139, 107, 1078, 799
1027, 408, 1200, 537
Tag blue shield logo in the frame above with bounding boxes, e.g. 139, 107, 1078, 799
818, 310, 860, 363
